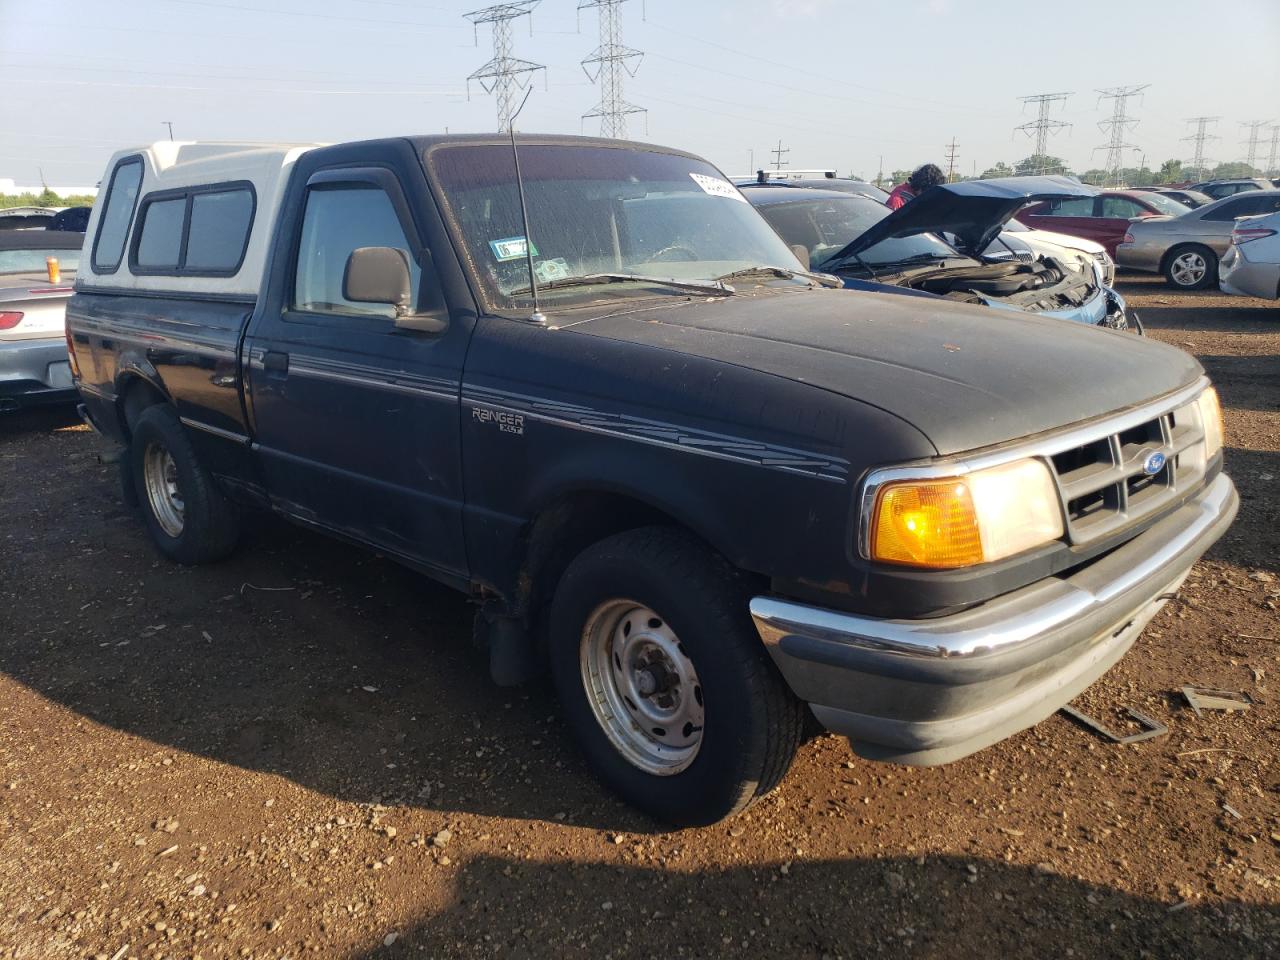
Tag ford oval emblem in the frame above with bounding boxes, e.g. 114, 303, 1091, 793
1143, 451, 1166, 475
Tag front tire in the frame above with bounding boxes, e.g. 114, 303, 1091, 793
548, 527, 804, 826
129, 405, 240, 564
1163, 245, 1217, 290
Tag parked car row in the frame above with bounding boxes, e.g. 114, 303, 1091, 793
1117, 189, 1280, 289
0, 205, 92, 232
1186, 177, 1277, 201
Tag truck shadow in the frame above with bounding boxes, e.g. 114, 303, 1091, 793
0, 431, 1274, 834
0, 404, 82, 436
1219, 447, 1280, 576
0, 449, 656, 830
1195, 356, 1280, 414
350, 853, 1277, 959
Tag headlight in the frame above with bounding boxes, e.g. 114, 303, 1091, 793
1197, 386, 1223, 459
869, 458, 1064, 569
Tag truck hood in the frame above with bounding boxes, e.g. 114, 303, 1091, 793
570, 286, 1201, 456
831, 176, 1100, 261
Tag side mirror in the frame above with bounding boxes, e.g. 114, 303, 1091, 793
344, 246, 411, 308
343, 246, 446, 333
789, 244, 811, 270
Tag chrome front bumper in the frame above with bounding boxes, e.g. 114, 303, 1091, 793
750, 473, 1238, 765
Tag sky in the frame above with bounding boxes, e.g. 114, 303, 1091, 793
2, 0, 1278, 189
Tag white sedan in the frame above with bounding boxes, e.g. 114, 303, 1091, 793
994, 218, 1115, 286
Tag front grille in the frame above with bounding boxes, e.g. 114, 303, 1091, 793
1048, 397, 1208, 545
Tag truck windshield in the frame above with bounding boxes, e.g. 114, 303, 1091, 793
427, 143, 806, 310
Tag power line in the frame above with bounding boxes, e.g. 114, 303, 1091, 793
944, 137, 959, 182
1182, 116, 1220, 180
578, 1, 645, 139
1094, 84, 1149, 187
770, 140, 789, 170
1014, 93, 1071, 173
1240, 119, 1274, 172
464, 2, 546, 133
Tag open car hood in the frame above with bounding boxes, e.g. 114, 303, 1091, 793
828, 176, 1100, 262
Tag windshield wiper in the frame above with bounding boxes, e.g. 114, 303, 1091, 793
891, 252, 961, 266
508, 273, 733, 297
714, 265, 843, 289
819, 250, 880, 281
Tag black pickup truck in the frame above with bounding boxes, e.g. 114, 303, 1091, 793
67, 135, 1237, 825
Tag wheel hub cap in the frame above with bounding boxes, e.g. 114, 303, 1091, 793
580, 600, 704, 776
142, 442, 185, 538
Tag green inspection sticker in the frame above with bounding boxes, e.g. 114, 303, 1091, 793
490, 236, 539, 262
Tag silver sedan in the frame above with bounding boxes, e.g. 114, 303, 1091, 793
1, 232, 81, 413
1220, 212, 1280, 300
1116, 190, 1280, 290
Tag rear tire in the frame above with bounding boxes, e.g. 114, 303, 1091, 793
548, 527, 804, 826
128, 405, 240, 564
1163, 245, 1217, 290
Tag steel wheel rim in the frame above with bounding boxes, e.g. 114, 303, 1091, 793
579, 599, 704, 776
1172, 252, 1206, 286
143, 442, 185, 538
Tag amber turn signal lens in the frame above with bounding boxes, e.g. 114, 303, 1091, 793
46, 257, 60, 284
869, 459, 1064, 569
871, 479, 984, 568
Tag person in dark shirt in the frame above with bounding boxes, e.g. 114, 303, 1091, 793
886, 164, 946, 210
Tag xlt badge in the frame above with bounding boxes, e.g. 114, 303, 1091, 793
472, 406, 525, 436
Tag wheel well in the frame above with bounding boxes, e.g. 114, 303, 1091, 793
118, 377, 168, 437
517, 491, 690, 625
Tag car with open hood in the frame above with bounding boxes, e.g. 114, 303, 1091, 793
67, 136, 1234, 825
743, 177, 1130, 330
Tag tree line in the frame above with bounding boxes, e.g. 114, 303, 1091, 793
1, 189, 96, 210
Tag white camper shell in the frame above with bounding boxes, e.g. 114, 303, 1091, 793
80, 142, 323, 298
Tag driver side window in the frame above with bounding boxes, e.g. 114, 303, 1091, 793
293, 185, 421, 319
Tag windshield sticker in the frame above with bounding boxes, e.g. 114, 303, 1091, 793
689, 173, 747, 203
490, 236, 539, 262
534, 257, 572, 284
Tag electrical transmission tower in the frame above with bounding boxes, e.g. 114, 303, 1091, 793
770, 140, 789, 170
1240, 119, 1274, 173
1014, 93, 1071, 174
1182, 116, 1220, 180
1267, 126, 1280, 178
579, 1, 645, 139
464, 2, 546, 133
1094, 84, 1149, 186
944, 138, 959, 181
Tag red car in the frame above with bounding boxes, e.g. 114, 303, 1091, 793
1018, 189, 1191, 258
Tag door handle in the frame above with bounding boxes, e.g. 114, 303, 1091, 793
262, 351, 289, 375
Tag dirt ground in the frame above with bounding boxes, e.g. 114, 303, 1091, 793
1, 275, 1277, 960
